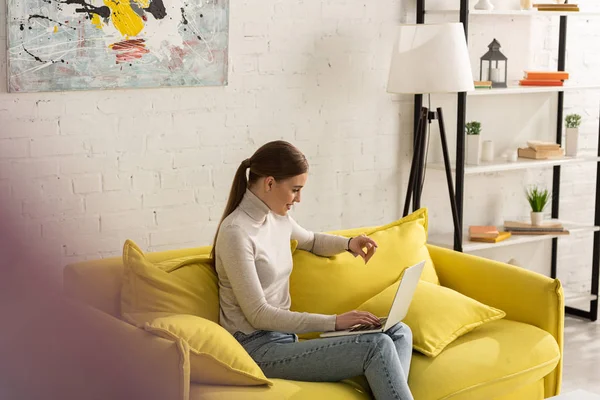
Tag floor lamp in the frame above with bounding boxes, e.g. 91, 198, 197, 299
386, 23, 475, 246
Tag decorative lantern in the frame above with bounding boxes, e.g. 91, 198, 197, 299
479, 39, 508, 88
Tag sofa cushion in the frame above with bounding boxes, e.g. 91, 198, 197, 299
357, 280, 506, 357
290, 209, 437, 332
189, 378, 371, 400
408, 319, 561, 400
144, 314, 272, 386
121, 240, 219, 326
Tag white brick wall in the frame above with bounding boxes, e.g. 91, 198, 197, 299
1, 0, 598, 297
0, 0, 406, 280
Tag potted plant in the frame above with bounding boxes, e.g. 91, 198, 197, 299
565, 113, 582, 157
526, 186, 551, 226
466, 121, 482, 165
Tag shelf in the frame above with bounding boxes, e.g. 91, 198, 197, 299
564, 291, 598, 304
428, 221, 600, 252
427, 155, 600, 175
425, 9, 600, 17
469, 83, 600, 96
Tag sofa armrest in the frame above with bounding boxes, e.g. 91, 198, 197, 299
427, 244, 564, 397
1, 295, 190, 400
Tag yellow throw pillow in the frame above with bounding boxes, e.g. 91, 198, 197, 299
290, 209, 438, 320
357, 280, 506, 357
121, 240, 219, 326
145, 314, 272, 386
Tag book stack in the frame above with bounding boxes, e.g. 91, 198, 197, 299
474, 80, 492, 89
468, 226, 511, 243
504, 220, 570, 235
518, 140, 564, 160
534, 3, 580, 12
519, 70, 569, 87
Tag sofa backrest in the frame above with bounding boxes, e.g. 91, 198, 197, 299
63, 245, 212, 318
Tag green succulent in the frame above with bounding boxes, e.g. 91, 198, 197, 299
526, 186, 551, 213
565, 114, 582, 129
465, 121, 482, 135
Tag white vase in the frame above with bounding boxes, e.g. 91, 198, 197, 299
467, 135, 481, 165
531, 212, 544, 226
520, 0, 533, 10
565, 127, 579, 157
474, 0, 494, 10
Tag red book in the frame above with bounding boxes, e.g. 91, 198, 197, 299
523, 71, 569, 80
519, 79, 564, 86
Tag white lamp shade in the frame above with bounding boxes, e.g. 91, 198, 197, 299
387, 23, 475, 94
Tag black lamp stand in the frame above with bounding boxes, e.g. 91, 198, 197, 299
403, 106, 462, 247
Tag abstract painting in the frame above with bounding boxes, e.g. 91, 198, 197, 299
7, 0, 229, 92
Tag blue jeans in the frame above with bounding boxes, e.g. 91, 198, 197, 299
234, 322, 414, 400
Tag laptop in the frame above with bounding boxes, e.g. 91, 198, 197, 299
320, 261, 425, 338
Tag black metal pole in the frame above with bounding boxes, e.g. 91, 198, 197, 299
453, 0, 469, 252
590, 103, 600, 322
412, 0, 425, 212
437, 108, 462, 247
551, 15, 568, 280
404, 109, 427, 216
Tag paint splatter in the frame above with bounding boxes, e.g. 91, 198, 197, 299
144, 0, 166, 20
28, 14, 77, 30
60, 0, 110, 19
110, 39, 150, 63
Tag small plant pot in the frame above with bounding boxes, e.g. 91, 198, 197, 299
565, 127, 579, 157
467, 135, 481, 165
531, 212, 544, 226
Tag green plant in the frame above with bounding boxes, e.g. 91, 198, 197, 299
526, 186, 551, 212
565, 114, 582, 129
465, 121, 482, 135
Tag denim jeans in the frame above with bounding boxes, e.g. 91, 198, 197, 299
234, 322, 414, 400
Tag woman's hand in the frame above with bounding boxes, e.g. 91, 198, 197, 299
348, 234, 378, 264
335, 310, 381, 330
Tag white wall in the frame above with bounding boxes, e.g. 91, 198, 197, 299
0, 0, 411, 282
1, 0, 599, 299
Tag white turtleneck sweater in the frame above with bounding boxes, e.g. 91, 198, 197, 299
216, 189, 349, 335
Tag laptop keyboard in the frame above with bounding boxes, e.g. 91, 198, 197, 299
349, 317, 388, 332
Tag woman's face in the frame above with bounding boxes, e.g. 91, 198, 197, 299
264, 173, 307, 216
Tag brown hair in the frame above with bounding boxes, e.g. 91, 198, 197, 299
210, 140, 309, 266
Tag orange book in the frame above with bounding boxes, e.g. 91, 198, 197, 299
470, 231, 511, 243
523, 71, 569, 80
519, 79, 564, 86
469, 225, 499, 239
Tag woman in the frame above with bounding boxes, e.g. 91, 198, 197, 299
211, 140, 414, 400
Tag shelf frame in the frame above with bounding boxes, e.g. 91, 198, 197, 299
413, 0, 599, 322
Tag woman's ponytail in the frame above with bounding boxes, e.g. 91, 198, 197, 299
209, 159, 251, 266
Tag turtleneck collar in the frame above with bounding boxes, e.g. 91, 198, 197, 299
239, 188, 271, 222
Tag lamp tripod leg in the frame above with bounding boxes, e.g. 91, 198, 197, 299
436, 107, 462, 246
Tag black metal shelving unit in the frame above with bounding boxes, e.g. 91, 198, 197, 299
414, 0, 599, 322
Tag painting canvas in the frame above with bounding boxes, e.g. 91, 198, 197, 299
7, 0, 229, 92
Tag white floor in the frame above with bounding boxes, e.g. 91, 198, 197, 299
561, 315, 600, 395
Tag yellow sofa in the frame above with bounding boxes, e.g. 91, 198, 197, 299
63, 242, 564, 400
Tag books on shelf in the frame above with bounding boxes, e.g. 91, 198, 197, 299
520, 70, 569, 87
474, 80, 492, 89
527, 140, 561, 151
504, 220, 570, 235
470, 231, 512, 243
518, 146, 564, 160
524, 71, 570, 80
519, 79, 564, 86
468, 225, 511, 243
533, 3, 580, 11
